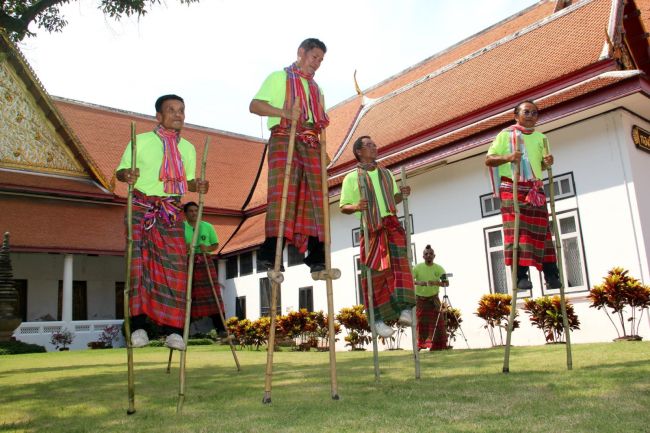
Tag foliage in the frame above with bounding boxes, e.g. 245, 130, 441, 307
277, 309, 340, 351
522, 296, 580, 343
50, 328, 74, 350
475, 293, 519, 347
225, 316, 278, 350
378, 319, 407, 350
0, 340, 46, 355
588, 267, 650, 338
0, 0, 200, 41
98, 325, 120, 346
336, 305, 371, 351
444, 304, 463, 346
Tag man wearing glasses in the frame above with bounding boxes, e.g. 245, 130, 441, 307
485, 101, 562, 291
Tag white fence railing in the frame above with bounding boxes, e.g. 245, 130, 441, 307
14, 320, 125, 351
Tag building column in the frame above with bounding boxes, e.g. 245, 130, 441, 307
61, 254, 73, 323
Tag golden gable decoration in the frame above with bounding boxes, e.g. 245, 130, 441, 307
0, 60, 85, 176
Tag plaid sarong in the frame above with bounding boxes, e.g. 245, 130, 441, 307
360, 215, 416, 322
128, 192, 187, 329
190, 254, 223, 318
265, 129, 324, 253
416, 295, 447, 350
500, 177, 556, 271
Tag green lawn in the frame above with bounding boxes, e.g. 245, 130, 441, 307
1, 342, 649, 433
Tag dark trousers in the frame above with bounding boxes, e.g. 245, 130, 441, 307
130, 314, 182, 336
258, 236, 324, 267
518, 262, 560, 282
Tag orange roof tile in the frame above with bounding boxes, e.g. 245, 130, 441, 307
325, 0, 558, 155
220, 212, 266, 255
53, 98, 266, 212
0, 170, 110, 198
330, 0, 614, 172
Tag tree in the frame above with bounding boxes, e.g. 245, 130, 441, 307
0, 0, 199, 41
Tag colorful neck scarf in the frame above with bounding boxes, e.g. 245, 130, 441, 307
281, 62, 329, 131
155, 125, 187, 195
357, 164, 397, 271
490, 124, 545, 206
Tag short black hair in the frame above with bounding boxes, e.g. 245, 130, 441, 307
514, 100, 538, 115
299, 38, 327, 53
183, 201, 198, 213
155, 94, 184, 114
352, 135, 371, 161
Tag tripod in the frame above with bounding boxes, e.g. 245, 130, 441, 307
432, 278, 470, 350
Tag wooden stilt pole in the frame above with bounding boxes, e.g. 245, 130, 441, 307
317, 128, 340, 399
359, 169, 381, 382
502, 159, 520, 374
177, 137, 210, 414
543, 138, 573, 370
203, 252, 241, 372
263, 100, 299, 404
166, 349, 173, 374
123, 121, 137, 415
399, 166, 420, 380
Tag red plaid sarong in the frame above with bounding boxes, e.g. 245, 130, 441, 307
360, 216, 416, 322
128, 192, 187, 329
265, 129, 324, 253
416, 295, 447, 350
190, 254, 223, 318
500, 177, 556, 271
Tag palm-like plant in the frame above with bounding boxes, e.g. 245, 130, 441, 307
475, 293, 519, 347
523, 296, 580, 343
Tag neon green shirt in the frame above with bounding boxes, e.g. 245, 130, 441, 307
487, 130, 549, 179
253, 70, 324, 130
116, 131, 196, 197
184, 220, 218, 253
339, 168, 399, 219
412, 262, 446, 297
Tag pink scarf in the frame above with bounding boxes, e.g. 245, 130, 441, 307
281, 63, 329, 131
155, 125, 187, 195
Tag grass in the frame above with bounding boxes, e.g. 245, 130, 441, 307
1, 342, 649, 433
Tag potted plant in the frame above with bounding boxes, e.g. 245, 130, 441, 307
475, 293, 519, 347
523, 296, 580, 343
50, 328, 74, 351
588, 267, 650, 341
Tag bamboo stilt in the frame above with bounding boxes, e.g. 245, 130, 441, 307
318, 128, 340, 399
177, 137, 210, 414
358, 169, 381, 382
166, 349, 173, 374
502, 159, 520, 374
399, 166, 420, 380
543, 138, 573, 370
203, 252, 241, 372
263, 100, 299, 404
123, 121, 137, 415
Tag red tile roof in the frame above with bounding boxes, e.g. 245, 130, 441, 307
0, 171, 110, 198
329, 0, 615, 174
220, 212, 266, 255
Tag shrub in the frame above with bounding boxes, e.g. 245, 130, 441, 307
225, 316, 280, 350
588, 267, 650, 339
336, 305, 371, 351
50, 328, 74, 350
0, 340, 47, 355
277, 309, 341, 351
444, 305, 463, 347
99, 325, 120, 347
523, 296, 580, 343
475, 293, 519, 347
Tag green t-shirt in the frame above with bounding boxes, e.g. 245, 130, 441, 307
116, 131, 196, 197
184, 220, 218, 253
412, 262, 446, 297
487, 130, 549, 179
252, 70, 324, 130
339, 168, 400, 219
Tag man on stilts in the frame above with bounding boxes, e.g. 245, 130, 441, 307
340, 136, 416, 338
183, 201, 224, 332
485, 100, 561, 291
249, 38, 328, 274
412, 245, 448, 351
116, 94, 209, 352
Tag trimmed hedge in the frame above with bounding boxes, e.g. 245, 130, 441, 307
0, 341, 47, 355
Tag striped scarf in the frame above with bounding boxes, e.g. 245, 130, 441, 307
281, 62, 329, 131
133, 191, 182, 230
155, 125, 187, 195
358, 164, 397, 271
490, 124, 545, 206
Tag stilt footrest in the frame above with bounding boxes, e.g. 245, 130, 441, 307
311, 268, 341, 281
267, 270, 284, 284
